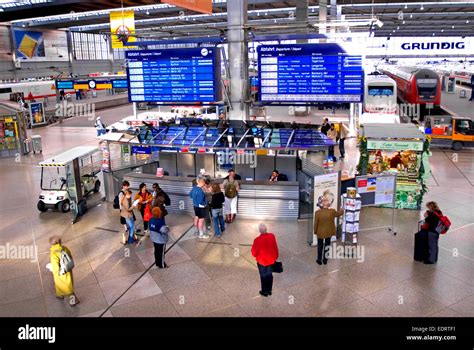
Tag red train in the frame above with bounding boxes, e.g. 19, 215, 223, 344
380, 66, 441, 107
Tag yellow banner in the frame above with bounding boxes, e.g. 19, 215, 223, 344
163, 0, 212, 15
110, 10, 136, 49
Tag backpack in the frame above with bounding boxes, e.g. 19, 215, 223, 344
58, 249, 74, 275
113, 191, 124, 209
225, 182, 237, 198
434, 212, 452, 235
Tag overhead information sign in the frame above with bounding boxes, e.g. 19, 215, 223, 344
258, 44, 364, 103
126, 48, 221, 104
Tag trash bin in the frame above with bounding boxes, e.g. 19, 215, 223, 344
31, 135, 42, 154
460, 89, 467, 98
23, 138, 31, 154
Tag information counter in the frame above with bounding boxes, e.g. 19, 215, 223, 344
123, 173, 299, 220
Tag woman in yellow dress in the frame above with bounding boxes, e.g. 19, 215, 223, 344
49, 236, 80, 306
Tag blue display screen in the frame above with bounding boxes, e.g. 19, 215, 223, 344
258, 44, 364, 103
126, 48, 221, 103
56, 81, 74, 89
112, 79, 128, 89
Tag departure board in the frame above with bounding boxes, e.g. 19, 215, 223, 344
258, 44, 364, 103
126, 48, 221, 103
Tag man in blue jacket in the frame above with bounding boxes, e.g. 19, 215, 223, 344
189, 177, 209, 239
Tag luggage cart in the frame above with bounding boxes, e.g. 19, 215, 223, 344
31, 135, 42, 154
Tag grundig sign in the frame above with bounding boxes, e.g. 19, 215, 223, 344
401, 42, 465, 50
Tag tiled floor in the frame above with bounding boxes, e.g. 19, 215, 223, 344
0, 110, 472, 318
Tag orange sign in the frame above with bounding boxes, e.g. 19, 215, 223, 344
162, 0, 212, 14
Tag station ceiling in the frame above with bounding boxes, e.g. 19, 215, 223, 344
1, 0, 473, 38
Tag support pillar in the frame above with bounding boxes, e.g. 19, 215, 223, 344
295, 0, 309, 43
227, 0, 249, 121
319, 0, 327, 42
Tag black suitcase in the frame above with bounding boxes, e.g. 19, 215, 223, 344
414, 231, 428, 262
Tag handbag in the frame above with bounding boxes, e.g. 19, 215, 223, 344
143, 204, 152, 222
272, 261, 283, 273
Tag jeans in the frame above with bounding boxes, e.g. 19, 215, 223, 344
328, 146, 336, 161
211, 208, 225, 236
154, 243, 166, 268
339, 138, 346, 157
257, 263, 273, 294
317, 238, 331, 263
125, 218, 135, 244
205, 206, 211, 229
97, 129, 106, 137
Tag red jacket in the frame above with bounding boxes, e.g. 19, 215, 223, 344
251, 233, 279, 266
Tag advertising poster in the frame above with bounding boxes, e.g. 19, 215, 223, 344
311, 171, 340, 246
14, 30, 45, 59
29, 102, 46, 127
110, 10, 136, 49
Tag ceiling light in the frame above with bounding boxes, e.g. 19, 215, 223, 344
452, 25, 455, 29
410, 14, 413, 19
441, 29, 444, 32
432, 33, 435, 36
467, 20, 470, 24
420, 4, 424, 11
402, 21, 405, 24
146, 10, 150, 15
404, 4, 408, 9
397, 26, 400, 30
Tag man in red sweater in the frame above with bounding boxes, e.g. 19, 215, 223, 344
251, 223, 279, 297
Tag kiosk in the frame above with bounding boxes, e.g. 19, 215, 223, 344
358, 123, 430, 210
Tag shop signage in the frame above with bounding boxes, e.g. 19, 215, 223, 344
131, 146, 151, 155
367, 140, 423, 151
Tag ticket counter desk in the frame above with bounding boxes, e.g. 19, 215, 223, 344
123, 173, 300, 220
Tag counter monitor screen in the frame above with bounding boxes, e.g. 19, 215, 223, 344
126, 48, 221, 104
258, 43, 364, 104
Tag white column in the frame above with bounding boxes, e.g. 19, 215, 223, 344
227, 0, 249, 121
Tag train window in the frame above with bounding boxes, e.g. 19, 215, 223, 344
417, 78, 438, 98
0, 88, 12, 94
368, 86, 394, 96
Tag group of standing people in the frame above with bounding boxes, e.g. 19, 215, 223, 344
118, 180, 171, 267
321, 118, 350, 162
189, 169, 240, 239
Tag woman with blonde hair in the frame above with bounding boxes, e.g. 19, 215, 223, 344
49, 236, 79, 306
314, 195, 344, 265
210, 183, 226, 237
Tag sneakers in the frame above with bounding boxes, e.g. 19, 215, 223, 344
198, 233, 210, 239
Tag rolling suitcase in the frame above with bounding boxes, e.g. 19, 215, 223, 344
414, 231, 428, 262
414, 221, 428, 262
